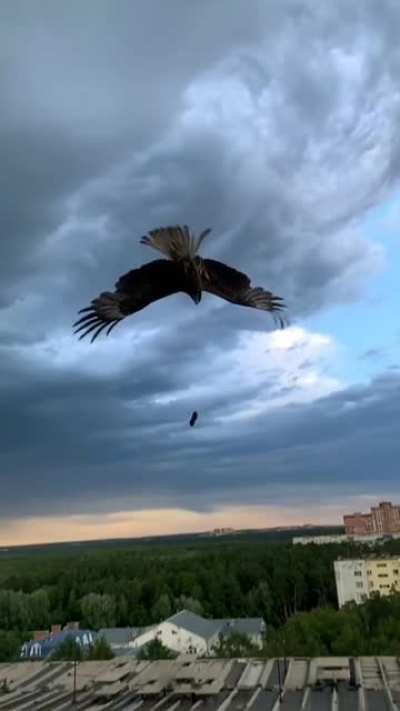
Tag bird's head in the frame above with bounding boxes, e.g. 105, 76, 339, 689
182, 257, 202, 304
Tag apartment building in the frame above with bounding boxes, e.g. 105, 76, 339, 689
344, 501, 400, 536
292, 533, 385, 545
334, 557, 400, 608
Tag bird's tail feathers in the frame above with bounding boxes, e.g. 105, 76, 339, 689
140, 225, 211, 261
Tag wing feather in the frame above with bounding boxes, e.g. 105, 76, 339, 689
202, 258, 286, 326
73, 260, 183, 341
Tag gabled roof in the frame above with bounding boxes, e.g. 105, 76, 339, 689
164, 610, 265, 642
165, 610, 221, 641
98, 628, 138, 645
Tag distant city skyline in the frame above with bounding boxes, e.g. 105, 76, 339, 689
344, 500, 400, 536
2, 498, 399, 547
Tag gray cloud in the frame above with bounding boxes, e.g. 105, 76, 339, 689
1, 331, 400, 519
1, 0, 400, 525
359, 347, 386, 361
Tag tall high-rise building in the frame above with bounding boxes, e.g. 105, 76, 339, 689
343, 501, 400, 536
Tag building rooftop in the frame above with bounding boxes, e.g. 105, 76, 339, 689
0, 656, 399, 709
336, 554, 400, 561
21, 629, 95, 658
218, 618, 266, 637
98, 627, 141, 645
164, 610, 265, 643
166, 610, 220, 641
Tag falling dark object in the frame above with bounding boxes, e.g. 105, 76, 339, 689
189, 411, 198, 427
73, 225, 286, 342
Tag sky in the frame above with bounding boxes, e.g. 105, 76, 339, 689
1, 0, 400, 545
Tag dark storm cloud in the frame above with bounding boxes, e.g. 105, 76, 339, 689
0, 0, 272, 302
1, 333, 400, 518
2, 0, 400, 317
1, 0, 400, 522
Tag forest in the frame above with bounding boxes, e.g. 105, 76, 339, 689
1, 532, 400, 661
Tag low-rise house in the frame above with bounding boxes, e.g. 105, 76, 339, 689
132, 610, 265, 656
21, 628, 95, 659
22, 611, 265, 659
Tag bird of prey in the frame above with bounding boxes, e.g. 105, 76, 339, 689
189, 411, 198, 427
73, 225, 286, 341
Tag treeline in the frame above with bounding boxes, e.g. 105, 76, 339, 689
267, 593, 400, 656
1, 537, 399, 634
0, 541, 344, 631
213, 593, 400, 658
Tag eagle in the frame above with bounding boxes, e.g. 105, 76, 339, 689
73, 225, 286, 342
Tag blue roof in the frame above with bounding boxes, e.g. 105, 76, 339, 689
21, 629, 96, 658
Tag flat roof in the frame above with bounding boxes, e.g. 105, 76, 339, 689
0, 656, 399, 709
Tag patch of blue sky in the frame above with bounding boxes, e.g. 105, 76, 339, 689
305, 193, 400, 386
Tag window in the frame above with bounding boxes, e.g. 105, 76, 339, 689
377, 563, 387, 568
378, 574, 388, 578
354, 571, 362, 576
393, 569, 399, 574
356, 582, 364, 588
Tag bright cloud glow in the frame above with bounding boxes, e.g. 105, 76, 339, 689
155, 325, 341, 422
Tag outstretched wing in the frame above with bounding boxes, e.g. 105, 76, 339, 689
201, 258, 286, 327
73, 259, 183, 342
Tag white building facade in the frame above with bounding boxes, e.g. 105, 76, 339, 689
131, 610, 265, 657
293, 534, 349, 545
132, 620, 210, 656
334, 559, 370, 607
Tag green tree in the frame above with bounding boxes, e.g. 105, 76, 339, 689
212, 632, 261, 658
151, 593, 172, 622
67, 588, 80, 622
86, 637, 114, 660
0, 631, 25, 662
175, 595, 203, 616
0, 591, 30, 631
246, 581, 272, 621
116, 595, 128, 626
137, 638, 176, 660
49, 638, 84, 661
80, 593, 116, 630
29, 589, 50, 629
